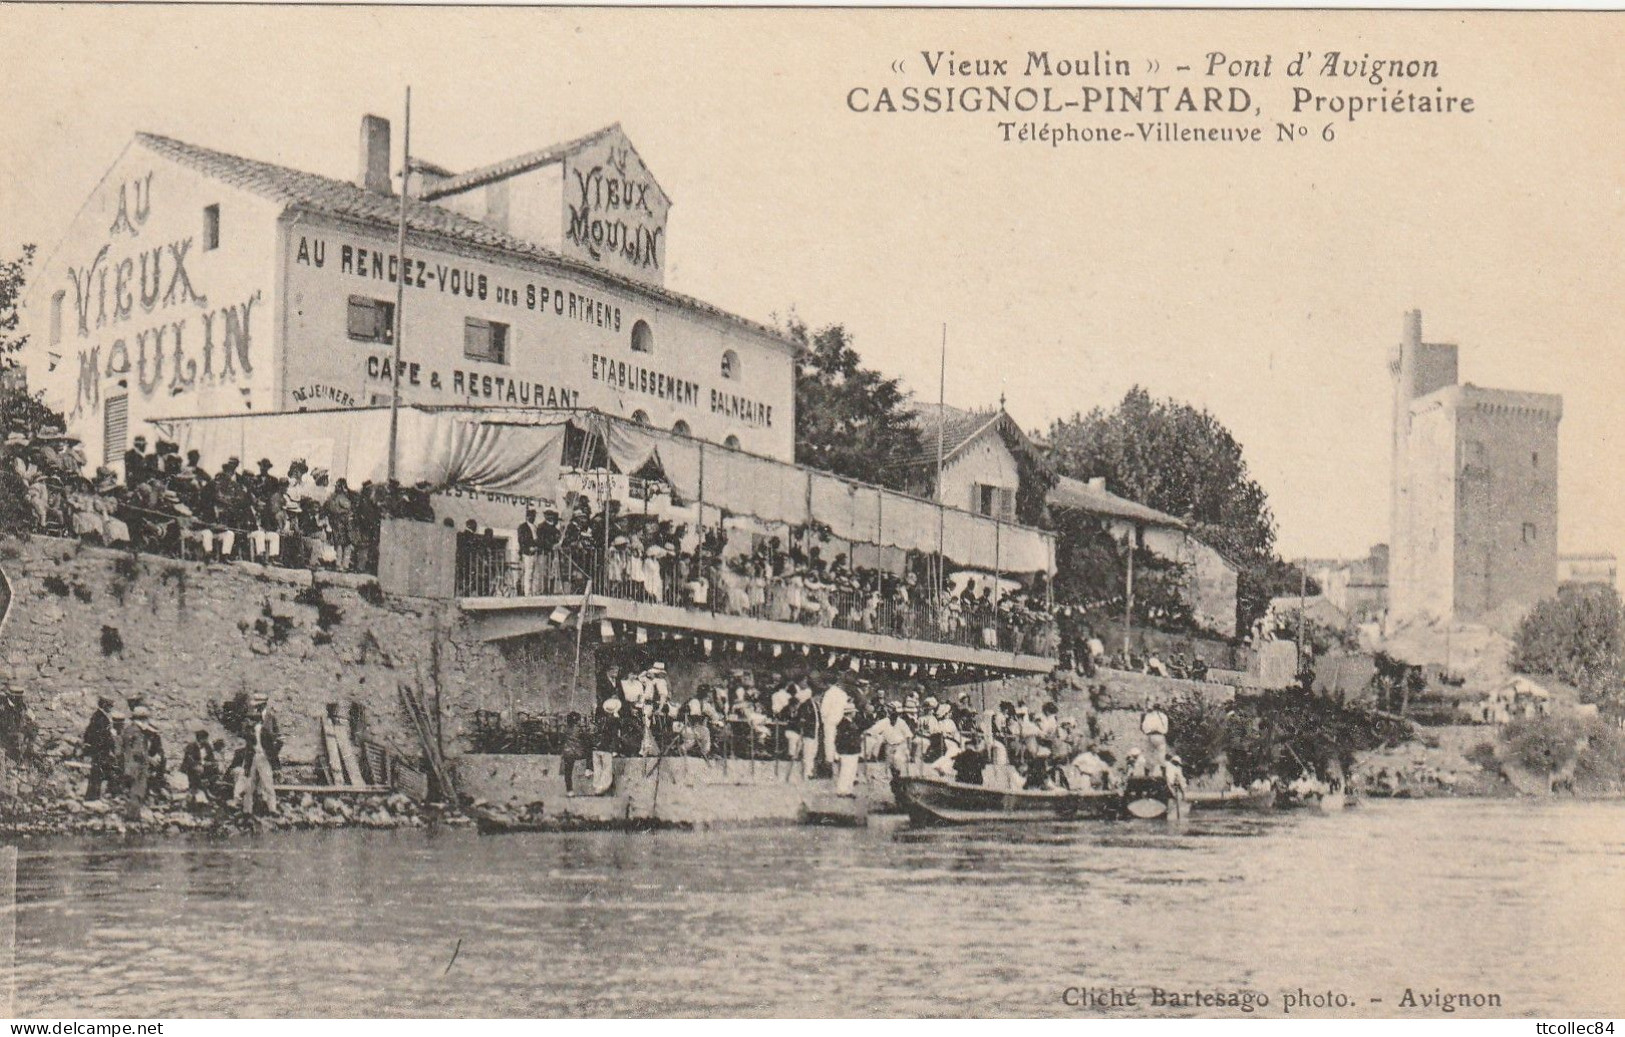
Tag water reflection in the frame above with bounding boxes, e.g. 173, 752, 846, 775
11, 799, 1625, 1017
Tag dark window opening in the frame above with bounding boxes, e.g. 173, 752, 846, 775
203, 204, 220, 251
347, 296, 395, 344
631, 319, 653, 354
464, 318, 509, 364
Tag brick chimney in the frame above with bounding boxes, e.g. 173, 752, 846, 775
358, 114, 392, 195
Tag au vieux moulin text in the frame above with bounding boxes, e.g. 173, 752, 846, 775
844, 50, 1476, 145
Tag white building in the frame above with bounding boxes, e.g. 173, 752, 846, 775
21, 115, 1060, 684
23, 118, 796, 471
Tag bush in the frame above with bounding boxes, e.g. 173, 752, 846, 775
1465, 741, 1500, 772
1576, 718, 1625, 788
1501, 714, 1581, 776
1513, 586, 1623, 707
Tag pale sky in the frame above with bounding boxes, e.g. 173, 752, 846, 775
2, 8, 1620, 564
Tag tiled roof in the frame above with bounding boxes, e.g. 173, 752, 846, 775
133, 131, 791, 349
896, 403, 1004, 469
420, 123, 621, 200
1048, 474, 1186, 529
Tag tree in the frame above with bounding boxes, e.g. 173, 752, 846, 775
1512, 585, 1624, 708
0, 244, 60, 440
1043, 386, 1290, 630
1217, 686, 1412, 786
785, 317, 923, 490
0, 244, 33, 362
0, 244, 65, 535
1051, 510, 1194, 634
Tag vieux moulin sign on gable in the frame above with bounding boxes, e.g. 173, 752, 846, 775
560, 129, 671, 286
65, 168, 263, 418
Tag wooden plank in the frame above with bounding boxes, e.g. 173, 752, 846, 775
399, 683, 457, 804
274, 784, 391, 795
321, 717, 349, 785
391, 760, 429, 802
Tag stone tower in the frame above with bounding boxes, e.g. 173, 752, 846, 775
1387, 311, 1562, 624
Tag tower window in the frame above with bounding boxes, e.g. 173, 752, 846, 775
631, 319, 653, 354
203, 204, 220, 250
721, 349, 740, 380
1531, 451, 1539, 468
1522, 523, 1537, 544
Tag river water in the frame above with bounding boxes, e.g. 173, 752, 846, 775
9, 798, 1624, 1018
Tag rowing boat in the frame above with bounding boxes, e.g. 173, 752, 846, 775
467, 804, 676, 834
891, 774, 1122, 825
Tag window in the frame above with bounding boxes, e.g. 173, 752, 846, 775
103, 395, 129, 466
1531, 451, 1540, 468
723, 434, 741, 450
672, 420, 691, 436
631, 319, 653, 354
631, 409, 650, 427
49, 291, 64, 347
203, 204, 220, 251
974, 483, 1015, 521
1522, 523, 1538, 544
464, 317, 508, 364
721, 349, 740, 380
347, 296, 395, 344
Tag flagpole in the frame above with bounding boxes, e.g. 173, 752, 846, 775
387, 85, 412, 484
935, 324, 946, 605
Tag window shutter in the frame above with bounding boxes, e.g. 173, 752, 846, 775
465, 319, 489, 359
104, 395, 129, 466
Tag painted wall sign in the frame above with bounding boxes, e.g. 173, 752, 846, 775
290, 384, 357, 407
65, 172, 262, 418
299, 234, 624, 332
560, 131, 671, 287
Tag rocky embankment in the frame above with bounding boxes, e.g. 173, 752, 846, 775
0, 751, 462, 837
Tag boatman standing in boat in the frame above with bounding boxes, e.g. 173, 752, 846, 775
865, 702, 914, 776
1140, 700, 1170, 775
834, 702, 864, 796
792, 684, 820, 779
817, 672, 849, 777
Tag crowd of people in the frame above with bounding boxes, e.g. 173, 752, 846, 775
8, 423, 1061, 657
3, 425, 435, 572
460, 501, 1061, 656
540, 662, 1181, 798
77, 691, 284, 821
1053, 610, 1215, 681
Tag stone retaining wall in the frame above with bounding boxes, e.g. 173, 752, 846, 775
0, 536, 524, 784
